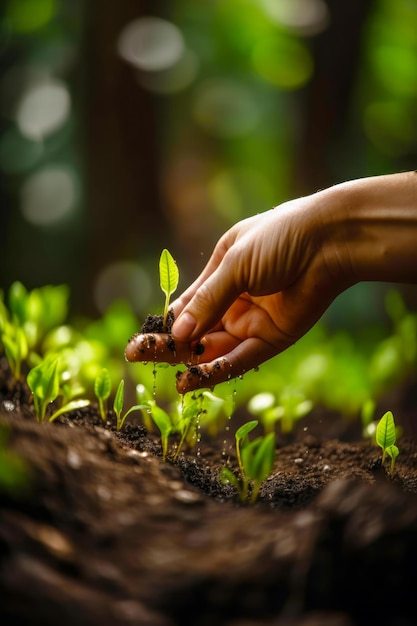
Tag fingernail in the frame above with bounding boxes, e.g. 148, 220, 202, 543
172, 312, 196, 341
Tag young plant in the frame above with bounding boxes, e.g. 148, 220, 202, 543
27, 356, 90, 423
94, 368, 112, 422
27, 357, 60, 422
113, 379, 147, 432
1, 325, 28, 380
220, 420, 276, 503
376, 410, 399, 475
248, 389, 313, 434
159, 248, 179, 329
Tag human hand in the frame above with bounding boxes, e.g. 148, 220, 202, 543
126, 189, 352, 393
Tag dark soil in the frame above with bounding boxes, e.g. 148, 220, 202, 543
2, 363, 417, 626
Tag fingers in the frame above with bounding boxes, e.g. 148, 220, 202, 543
175, 336, 281, 394
172, 254, 242, 343
125, 331, 284, 394
125, 332, 203, 365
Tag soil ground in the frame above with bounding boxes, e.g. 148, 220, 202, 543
1, 362, 417, 626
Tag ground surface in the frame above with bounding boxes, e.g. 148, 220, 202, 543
1, 365, 417, 626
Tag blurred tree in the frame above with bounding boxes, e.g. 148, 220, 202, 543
81, 0, 170, 314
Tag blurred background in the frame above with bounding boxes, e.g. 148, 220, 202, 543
1, 0, 417, 324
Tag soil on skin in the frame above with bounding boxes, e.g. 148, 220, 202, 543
141, 310, 175, 334
2, 358, 417, 626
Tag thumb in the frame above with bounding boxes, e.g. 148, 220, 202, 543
171, 259, 239, 342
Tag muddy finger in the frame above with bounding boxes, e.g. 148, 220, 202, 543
175, 337, 279, 394
125, 332, 207, 366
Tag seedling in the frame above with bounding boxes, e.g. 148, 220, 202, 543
27, 356, 60, 422
1, 326, 28, 380
376, 410, 399, 475
113, 379, 147, 432
248, 389, 312, 434
94, 368, 112, 421
220, 420, 276, 503
27, 356, 90, 422
159, 248, 179, 330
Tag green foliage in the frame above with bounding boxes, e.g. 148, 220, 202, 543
220, 419, 276, 503
159, 249, 179, 329
27, 355, 90, 423
27, 357, 60, 422
94, 368, 112, 422
112, 379, 147, 432
248, 389, 312, 434
376, 410, 399, 475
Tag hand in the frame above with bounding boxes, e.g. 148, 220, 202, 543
126, 190, 352, 392
125, 172, 417, 393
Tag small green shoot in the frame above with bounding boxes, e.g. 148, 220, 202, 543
220, 420, 276, 503
94, 368, 112, 421
1, 326, 28, 380
235, 420, 258, 475
159, 248, 179, 329
376, 410, 399, 475
27, 357, 60, 422
27, 356, 90, 422
113, 379, 147, 432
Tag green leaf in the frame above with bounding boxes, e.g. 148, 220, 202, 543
159, 249, 179, 299
150, 404, 172, 437
376, 410, 396, 453
236, 420, 258, 442
94, 368, 112, 402
113, 379, 125, 419
49, 399, 90, 423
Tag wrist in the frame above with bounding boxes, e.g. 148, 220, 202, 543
316, 172, 417, 286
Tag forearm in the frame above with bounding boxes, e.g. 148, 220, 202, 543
318, 171, 417, 286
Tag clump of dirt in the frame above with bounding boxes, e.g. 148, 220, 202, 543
141, 309, 175, 333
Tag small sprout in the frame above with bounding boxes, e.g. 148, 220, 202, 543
376, 410, 399, 475
94, 368, 112, 421
235, 419, 258, 475
220, 420, 276, 504
159, 248, 179, 329
27, 357, 60, 422
248, 389, 312, 434
113, 379, 147, 432
147, 403, 172, 461
1, 326, 28, 380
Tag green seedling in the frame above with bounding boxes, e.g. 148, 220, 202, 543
149, 403, 173, 461
113, 379, 147, 432
376, 410, 399, 475
1, 326, 28, 380
27, 356, 90, 422
220, 419, 276, 503
159, 248, 179, 329
248, 389, 312, 434
94, 368, 112, 421
27, 357, 60, 422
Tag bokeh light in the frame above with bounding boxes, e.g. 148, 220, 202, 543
138, 48, 199, 94
6, 0, 57, 34
16, 78, 71, 141
193, 78, 261, 137
117, 17, 185, 72
94, 262, 152, 316
20, 166, 77, 226
252, 35, 313, 90
261, 0, 330, 36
